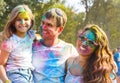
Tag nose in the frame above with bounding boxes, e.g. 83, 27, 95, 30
20, 19, 25, 24
82, 41, 87, 46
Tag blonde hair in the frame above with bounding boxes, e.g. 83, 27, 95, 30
42, 8, 67, 27
2, 4, 35, 40
82, 24, 116, 83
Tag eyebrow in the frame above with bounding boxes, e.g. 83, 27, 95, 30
42, 20, 54, 26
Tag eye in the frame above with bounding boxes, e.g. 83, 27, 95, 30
87, 40, 95, 47
78, 36, 85, 41
24, 18, 29, 21
16, 18, 21, 21
47, 23, 53, 27
88, 40, 94, 45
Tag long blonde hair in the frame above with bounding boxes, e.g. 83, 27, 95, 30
82, 24, 116, 83
2, 4, 35, 40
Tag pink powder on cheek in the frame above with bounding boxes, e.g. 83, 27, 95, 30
1, 42, 8, 49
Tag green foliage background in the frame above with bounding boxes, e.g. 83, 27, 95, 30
0, 0, 120, 50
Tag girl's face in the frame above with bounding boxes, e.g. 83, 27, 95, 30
14, 12, 31, 34
77, 30, 98, 57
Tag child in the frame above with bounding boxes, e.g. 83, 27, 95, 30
65, 24, 117, 83
0, 4, 35, 83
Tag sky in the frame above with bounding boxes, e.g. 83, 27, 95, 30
64, 0, 85, 13
39, 0, 85, 13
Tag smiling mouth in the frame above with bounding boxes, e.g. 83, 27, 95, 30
80, 46, 86, 50
42, 31, 47, 34
79, 45, 89, 53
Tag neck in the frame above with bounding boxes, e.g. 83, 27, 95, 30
79, 55, 89, 66
43, 38, 60, 47
15, 32, 26, 38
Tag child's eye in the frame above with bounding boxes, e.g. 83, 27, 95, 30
24, 18, 29, 21
16, 18, 21, 21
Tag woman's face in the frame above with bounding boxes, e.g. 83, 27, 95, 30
77, 30, 98, 57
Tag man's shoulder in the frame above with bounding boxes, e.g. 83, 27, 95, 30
60, 40, 74, 46
33, 40, 42, 47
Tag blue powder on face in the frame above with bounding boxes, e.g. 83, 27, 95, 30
42, 15, 46, 21
85, 30, 96, 41
39, 25, 42, 36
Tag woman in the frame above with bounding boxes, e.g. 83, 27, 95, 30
65, 24, 117, 83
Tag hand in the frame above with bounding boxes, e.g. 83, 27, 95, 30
6, 79, 12, 83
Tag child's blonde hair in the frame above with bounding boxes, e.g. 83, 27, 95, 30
2, 4, 35, 40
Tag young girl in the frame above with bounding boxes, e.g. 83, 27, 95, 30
0, 4, 35, 83
65, 24, 117, 83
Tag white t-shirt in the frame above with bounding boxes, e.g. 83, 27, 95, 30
32, 39, 79, 83
1, 30, 35, 71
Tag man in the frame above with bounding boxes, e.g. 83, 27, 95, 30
32, 8, 78, 83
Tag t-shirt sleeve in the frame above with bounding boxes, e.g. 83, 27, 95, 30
71, 44, 79, 57
1, 40, 12, 52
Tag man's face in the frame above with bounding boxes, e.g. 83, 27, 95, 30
40, 16, 60, 40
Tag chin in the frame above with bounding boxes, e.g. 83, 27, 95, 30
79, 52, 90, 56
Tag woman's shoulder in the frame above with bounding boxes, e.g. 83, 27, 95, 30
67, 57, 75, 64
66, 57, 78, 68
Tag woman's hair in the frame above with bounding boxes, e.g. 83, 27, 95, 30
2, 4, 35, 40
82, 24, 116, 83
42, 8, 67, 27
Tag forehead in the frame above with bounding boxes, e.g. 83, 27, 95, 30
42, 16, 56, 25
17, 12, 30, 19
82, 30, 96, 41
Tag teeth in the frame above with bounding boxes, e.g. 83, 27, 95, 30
43, 31, 47, 33
20, 26, 27, 28
20, 27, 27, 29
80, 46, 85, 50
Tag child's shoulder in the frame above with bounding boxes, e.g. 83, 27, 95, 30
1, 39, 13, 52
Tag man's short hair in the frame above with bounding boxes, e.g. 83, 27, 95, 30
42, 8, 67, 27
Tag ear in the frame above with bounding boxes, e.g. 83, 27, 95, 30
58, 26, 64, 34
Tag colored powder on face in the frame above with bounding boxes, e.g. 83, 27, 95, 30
42, 16, 46, 21
19, 7, 26, 12
40, 25, 42, 35
41, 15, 54, 27
85, 31, 96, 41
18, 12, 29, 19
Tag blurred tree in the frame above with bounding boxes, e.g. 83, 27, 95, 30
0, 0, 83, 46
0, 0, 6, 31
79, 0, 120, 49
